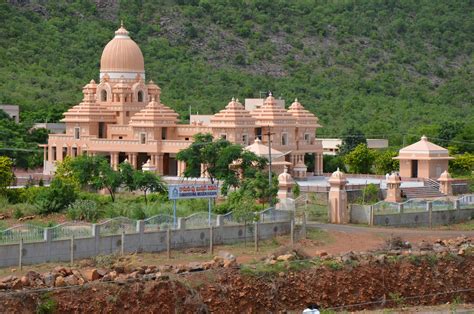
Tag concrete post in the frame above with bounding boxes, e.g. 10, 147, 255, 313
302, 212, 307, 239
178, 218, 186, 230
369, 205, 374, 226
254, 222, 259, 252
209, 226, 214, 255
44, 228, 52, 263
427, 202, 433, 228
70, 235, 75, 266
166, 227, 171, 259
454, 199, 460, 210
216, 215, 224, 227
19, 238, 23, 271
136, 220, 145, 252
92, 224, 100, 256
290, 219, 295, 245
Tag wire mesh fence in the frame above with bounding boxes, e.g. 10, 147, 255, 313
50, 222, 93, 240
97, 217, 137, 236
0, 224, 45, 244
185, 212, 217, 228
143, 214, 175, 232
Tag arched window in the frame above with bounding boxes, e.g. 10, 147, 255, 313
101, 90, 107, 102
138, 91, 144, 102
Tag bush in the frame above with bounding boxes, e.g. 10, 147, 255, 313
35, 179, 76, 215
13, 207, 24, 219
67, 199, 102, 222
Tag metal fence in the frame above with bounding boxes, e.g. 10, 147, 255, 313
0, 207, 293, 244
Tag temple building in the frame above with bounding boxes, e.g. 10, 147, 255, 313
42, 24, 324, 178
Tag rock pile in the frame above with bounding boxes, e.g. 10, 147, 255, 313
0, 251, 239, 291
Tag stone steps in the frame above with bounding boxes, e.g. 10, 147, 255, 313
402, 186, 445, 199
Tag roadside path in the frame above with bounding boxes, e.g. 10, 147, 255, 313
308, 222, 474, 237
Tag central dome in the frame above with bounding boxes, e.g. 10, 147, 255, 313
100, 23, 145, 80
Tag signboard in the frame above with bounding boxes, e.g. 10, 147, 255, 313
168, 184, 218, 200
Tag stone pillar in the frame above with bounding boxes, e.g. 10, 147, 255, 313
43, 146, 48, 162
438, 170, 453, 196
156, 154, 164, 175
328, 168, 348, 224
111, 152, 119, 170
385, 173, 402, 202
128, 153, 137, 169
278, 167, 295, 200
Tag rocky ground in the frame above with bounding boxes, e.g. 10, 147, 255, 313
0, 236, 473, 313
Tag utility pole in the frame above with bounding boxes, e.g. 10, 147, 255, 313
267, 125, 274, 207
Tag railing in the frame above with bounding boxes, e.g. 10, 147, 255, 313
459, 194, 474, 209
0, 206, 294, 244
97, 217, 136, 236
143, 214, 174, 232
0, 224, 45, 244
49, 222, 93, 240
425, 178, 440, 190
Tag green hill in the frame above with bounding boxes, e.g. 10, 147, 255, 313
0, 0, 473, 148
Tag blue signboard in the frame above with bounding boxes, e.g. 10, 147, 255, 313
168, 184, 218, 200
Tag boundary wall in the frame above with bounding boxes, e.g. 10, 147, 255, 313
0, 220, 290, 268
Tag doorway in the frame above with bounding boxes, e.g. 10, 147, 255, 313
411, 160, 418, 178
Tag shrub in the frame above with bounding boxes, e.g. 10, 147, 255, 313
67, 199, 101, 222
35, 179, 76, 215
13, 207, 23, 219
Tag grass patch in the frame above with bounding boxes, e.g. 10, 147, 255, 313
240, 259, 315, 277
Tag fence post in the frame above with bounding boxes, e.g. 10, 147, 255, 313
44, 227, 52, 263
302, 212, 307, 239
290, 219, 295, 245
216, 215, 223, 227
254, 222, 259, 252
398, 203, 404, 214
454, 199, 460, 210
369, 205, 374, 226
70, 235, 74, 266
166, 227, 171, 259
121, 230, 125, 256
136, 220, 145, 252
177, 218, 186, 230
19, 238, 23, 271
427, 201, 433, 228
92, 224, 100, 256
209, 225, 214, 255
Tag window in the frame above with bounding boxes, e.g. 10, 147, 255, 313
98, 122, 105, 139
126, 111, 130, 117
256, 128, 262, 140
304, 133, 310, 144
52, 146, 57, 161
72, 147, 78, 157
74, 127, 80, 140
281, 133, 288, 146
101, 90, 107, 102
162, 127, 167, 140
118, 136, 123, 139
220, 134, 227, 140
140, 133, 146, 144
185, 137, 189, 141
242, 134, 248, 145
138, 91, 144, 102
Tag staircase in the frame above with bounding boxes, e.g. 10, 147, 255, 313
402, 179, 445, 199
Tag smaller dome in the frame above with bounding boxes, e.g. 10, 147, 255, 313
328, 168, 347, 184
387, 172, 401, 184
278, 166, 295, 185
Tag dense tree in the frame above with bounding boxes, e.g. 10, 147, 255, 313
35, 178, 76, 214
344, 144, 375, 174
177, 133, 266, 192
373, 150, 399, 175
0, 156, 14, 192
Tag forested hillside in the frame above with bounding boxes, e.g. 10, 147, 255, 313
0, 0, 473, 148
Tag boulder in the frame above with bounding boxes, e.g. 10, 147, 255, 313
276, 254, 295, 262
11, 279, 22, 290
188, 262, 204, 272
43, 272, 57, 287
82, 269, 100, 282
223, 259, 237, 268
55, 276, 66, 287
113, 265, 125, 274
1, 275, 17, 283
20, 276, 30, 287
218, 251, 236, 262
64, 275, 78, 286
